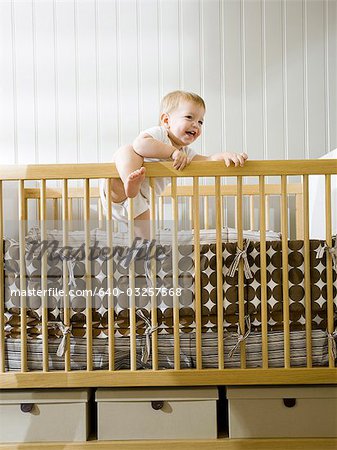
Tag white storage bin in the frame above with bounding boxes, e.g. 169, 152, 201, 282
227, 385, 337, 438
96, 387, 218, 440
0, 389, 90, 443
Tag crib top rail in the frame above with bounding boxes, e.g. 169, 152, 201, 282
0, 159, 336, 180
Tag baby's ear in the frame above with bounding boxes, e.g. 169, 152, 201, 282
160, 112, 170, 128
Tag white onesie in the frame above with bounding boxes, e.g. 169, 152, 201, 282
100, 125, 197, 222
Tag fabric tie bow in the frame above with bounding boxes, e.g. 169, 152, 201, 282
227, 240, 253, 279
136, 309, 159, 364
229, 315, 251, 358
56, 322, 72, 357
316, 240, 337, 271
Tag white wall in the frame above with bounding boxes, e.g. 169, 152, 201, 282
0, 0, 336, 165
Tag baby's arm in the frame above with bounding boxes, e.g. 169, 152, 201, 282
133, 133, 188, 170
193, 152, 248, 167
133, 133, 177, 159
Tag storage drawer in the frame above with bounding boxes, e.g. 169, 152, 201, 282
96, 387, 218, 440
227, 385, 337, 438
0, 389, 90, 443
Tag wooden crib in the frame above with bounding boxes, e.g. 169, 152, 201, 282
0, 159, 336, 449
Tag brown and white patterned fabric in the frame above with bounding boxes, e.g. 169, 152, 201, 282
4, 329, 330, 371
3, 229, 337, 342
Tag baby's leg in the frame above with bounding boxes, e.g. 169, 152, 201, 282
114, 145, 146, 199
134, 209, 150, 240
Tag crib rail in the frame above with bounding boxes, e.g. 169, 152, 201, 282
1, 159, 337, 180
0, 160, 336, 388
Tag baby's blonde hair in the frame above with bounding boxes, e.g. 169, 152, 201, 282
160, 90, 206, 119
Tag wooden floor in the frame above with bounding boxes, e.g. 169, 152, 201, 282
1, 438, 337, 450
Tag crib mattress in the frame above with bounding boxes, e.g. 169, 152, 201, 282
4, 227, 336, 341
4, 329, 330, 371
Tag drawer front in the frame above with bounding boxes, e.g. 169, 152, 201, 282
98, 399, 217, 440
229, 397, 337, 438
0, 402, 88, 443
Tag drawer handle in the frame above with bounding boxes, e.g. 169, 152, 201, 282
151, 400, 164, 410
283, 398, 296, 408
20, 403, 34, 413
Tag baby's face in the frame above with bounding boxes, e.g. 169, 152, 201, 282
163, 101, 205, 148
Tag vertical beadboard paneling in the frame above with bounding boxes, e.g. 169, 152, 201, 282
138, 0, 160, 130
264, 0, 284, 159
244, 0, 264, 159
0, 1, 16, 164
34, 0, 57, 164
223, 0, 243, 153
13, 0, 36, 164
306, 0, 326, 158
219, 0, 226, 153
118, 0, 139, 144
0, 0, 336, 165
160, 0, 180, 94
76, 1, 98, 162
202, 0, 222, 155
327, 0, 337, 151
285, 0, 305, 158
55, 0, 78, 163
96, 0, 119, 160
180, 0, 201, 95
181, 0, 202, 155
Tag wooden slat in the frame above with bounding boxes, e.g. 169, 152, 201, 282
281, 176, 290, 368
325, 175, 334, 368
84, 179, 93, 371
265, 195, 270, 231
68, 198, 73, 231
158, 196, 164, 229
203, 196, 209, 229
221, 197, 224, 227
295, 193, 304, 239
128, 198, 137, 371
24, 187, 101, 199
163, 184, 303, 197
249, 196, 255, 230
303, 175, 312, 367
19, 181, 27, 372
36, 199, 40, 223
0, 182, 4, 372
24, 198, 28, 235
215, 177, 224, 369
181, 197, 186, 229
23, 183, 304, 200
171, 178, 180, 370
236, 177, 246, 368
189, 197, 193, 229
259, 176, 268, 368
40, 180, 49, 372
149, 178, 158, 370
98, 197, 104, 229
193, 178, 202, 369
62, 179, 71, 372
106, 179, 115, 371
53, 198, 58, 222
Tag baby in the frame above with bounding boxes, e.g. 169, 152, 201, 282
100, 90, 248, 236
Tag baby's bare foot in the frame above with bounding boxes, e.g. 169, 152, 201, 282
124, 167, 146, 198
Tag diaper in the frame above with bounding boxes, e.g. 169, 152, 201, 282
99, 179, 149, 223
